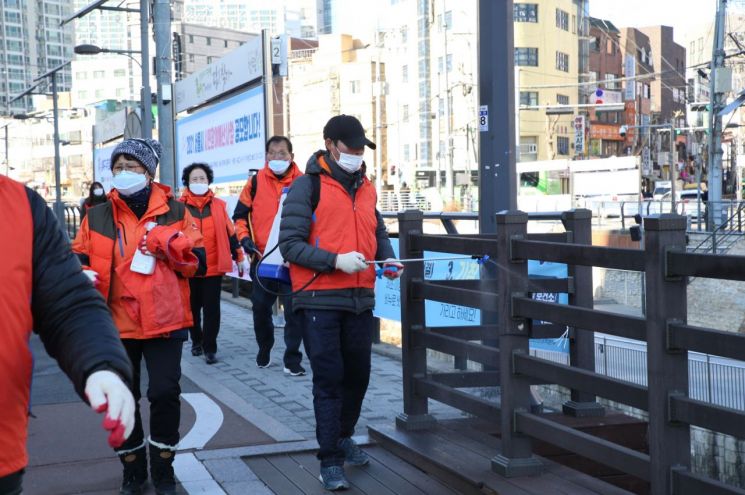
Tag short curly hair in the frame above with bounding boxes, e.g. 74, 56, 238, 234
182, 162, 214, 186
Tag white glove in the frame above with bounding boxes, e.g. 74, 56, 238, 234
238, 258, 250, 276
85, 370, 135, 448
82, 269, 98, 286
335, 251, 368, 274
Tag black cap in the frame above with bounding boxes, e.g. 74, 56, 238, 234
323, 114, 376, 150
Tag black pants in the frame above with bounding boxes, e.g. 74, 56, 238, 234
250, 263, 303, 367
302, 309, 373, 467
117, 337, 183, 451
188, 276, 223, 354
0, 470, 22, 495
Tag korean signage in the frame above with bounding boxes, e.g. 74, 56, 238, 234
624, 54, 636, 101
642, 146, 652, 176
175, 36, 263, 113
374, 239, 567, 328
573, 115, 585, 154
589, 123, 625, 141
93, 144, 118, 192
176, 85, 265, 184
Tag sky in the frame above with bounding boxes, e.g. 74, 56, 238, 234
589, 0, 718, 44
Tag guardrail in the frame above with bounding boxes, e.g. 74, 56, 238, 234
397, 208, 745, 494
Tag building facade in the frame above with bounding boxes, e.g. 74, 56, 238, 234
0, 0, 73, 115
639, 25, 686, 126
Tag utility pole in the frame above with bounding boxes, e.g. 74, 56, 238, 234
140, 0, 152, 139
153, 0, 174, 188
478, 0, 516, 234
442, 2, 453, 204
51, 71, 64, 224
708, 0, 728, 230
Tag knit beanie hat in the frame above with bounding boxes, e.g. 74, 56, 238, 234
110, 138, 162, 176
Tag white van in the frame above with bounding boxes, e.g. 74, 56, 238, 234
653, 181, 672, 199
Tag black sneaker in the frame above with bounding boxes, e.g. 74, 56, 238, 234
283, 363, 306, 376
256, 348, 271, 368
191, 345, 203, 357
205, 352, 218, 365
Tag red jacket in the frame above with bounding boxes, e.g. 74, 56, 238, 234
234, 163, 303, 254
289, 156, 378, 292
73, 183, 202, 339
0, 177, 34, 477
180, 189, 243, 277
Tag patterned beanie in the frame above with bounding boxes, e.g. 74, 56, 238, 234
110, 138, 163, 176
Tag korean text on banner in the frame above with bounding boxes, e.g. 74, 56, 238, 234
93, 144, 118, 192
176, 85, 265, 185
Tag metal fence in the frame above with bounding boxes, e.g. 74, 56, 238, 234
533, 336, 745, 411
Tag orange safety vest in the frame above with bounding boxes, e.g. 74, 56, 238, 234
181, 190, 239, 276
0, 176, 35, 477
236, 164, 303, 253
290, 170, 378, 292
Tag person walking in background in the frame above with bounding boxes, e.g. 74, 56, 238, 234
279, 115, 403, 490
80, 181, 107, 221
181, 163, 248, 364
0, 174, 135, 495
233, 136, 306, 375
72, 138, 204, 495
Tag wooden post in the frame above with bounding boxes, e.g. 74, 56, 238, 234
492, 211, 543, 476
561, 209, 604, 417
643, 214, 690, 492
396, 210, 436, 430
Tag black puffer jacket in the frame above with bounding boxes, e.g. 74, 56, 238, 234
27, 188, 132, 399
278, 150, 395, 313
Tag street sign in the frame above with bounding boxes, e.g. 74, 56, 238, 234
479, 105, 489, 132
573, 115, 585, 154
642, 146, 652, 176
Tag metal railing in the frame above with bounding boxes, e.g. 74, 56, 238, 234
397, 208, 745, 494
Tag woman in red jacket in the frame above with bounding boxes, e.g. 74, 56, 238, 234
73, 138, 203, 495
181, 163, 248, 364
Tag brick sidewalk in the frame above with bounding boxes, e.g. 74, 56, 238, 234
182, 294, 462, 444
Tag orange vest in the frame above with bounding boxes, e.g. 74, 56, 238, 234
0, 176, 34, 477
72, 184, 198, 339
290, 173, 378, 292
237, 164, 302, 253
181, 191, 235, 276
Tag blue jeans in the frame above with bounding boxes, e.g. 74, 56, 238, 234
302, 309, 374, 466
249, 263, 303, 367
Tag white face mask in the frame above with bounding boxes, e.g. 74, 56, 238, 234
334, 147, 364, 173
268, 159, 291, 175
93, 188, 105, 196
112, 170, 148, 196
189, 183, 209, 195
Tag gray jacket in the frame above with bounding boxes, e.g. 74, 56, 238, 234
278, 150, 395, 313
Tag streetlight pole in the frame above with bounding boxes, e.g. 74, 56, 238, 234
708, 0, 728, 230
153, 0, 175, 188
140, 0, 151, 139
51, 71, 64, 223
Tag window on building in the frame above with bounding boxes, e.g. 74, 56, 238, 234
402, 64, 408, 83
557, 94, 569, 105
557, 136, 570, 155
556, 51, 569, 72
607, 39, 615, 54
189, 34, 194, 43
6, 40, 22, 52
515, 47, 538, 66
520, 136, 538, 162
5, 25, 21, 38
556, 9, 569, 31
690, 41, 695, 54
207, 56, 214, 64
224, 39, 229, 48
4, 0, 20, 8
589, 71, 598, 82
520, 91, 538, 108
513, 3, 538, 23
77, 90, 87, 99
401, 26, 408, 43
444, 10, 453, 30
402, 104, 409, 122
206, 37, 212, 46
189, 54, 195, 63
572, 15, 576, 34
93, 70, 105, 79
114, 69, 126, 77
605, 73, 619, 90
75, 71, 87, 80
350, 80, 361, 94
592, 36, 600, 51
5, 11, 20, 22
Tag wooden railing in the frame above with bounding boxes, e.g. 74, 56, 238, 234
396, 208, 745, 494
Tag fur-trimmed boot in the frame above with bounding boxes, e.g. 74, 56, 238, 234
149, 438, 178, 495
116, 442, 148, 495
